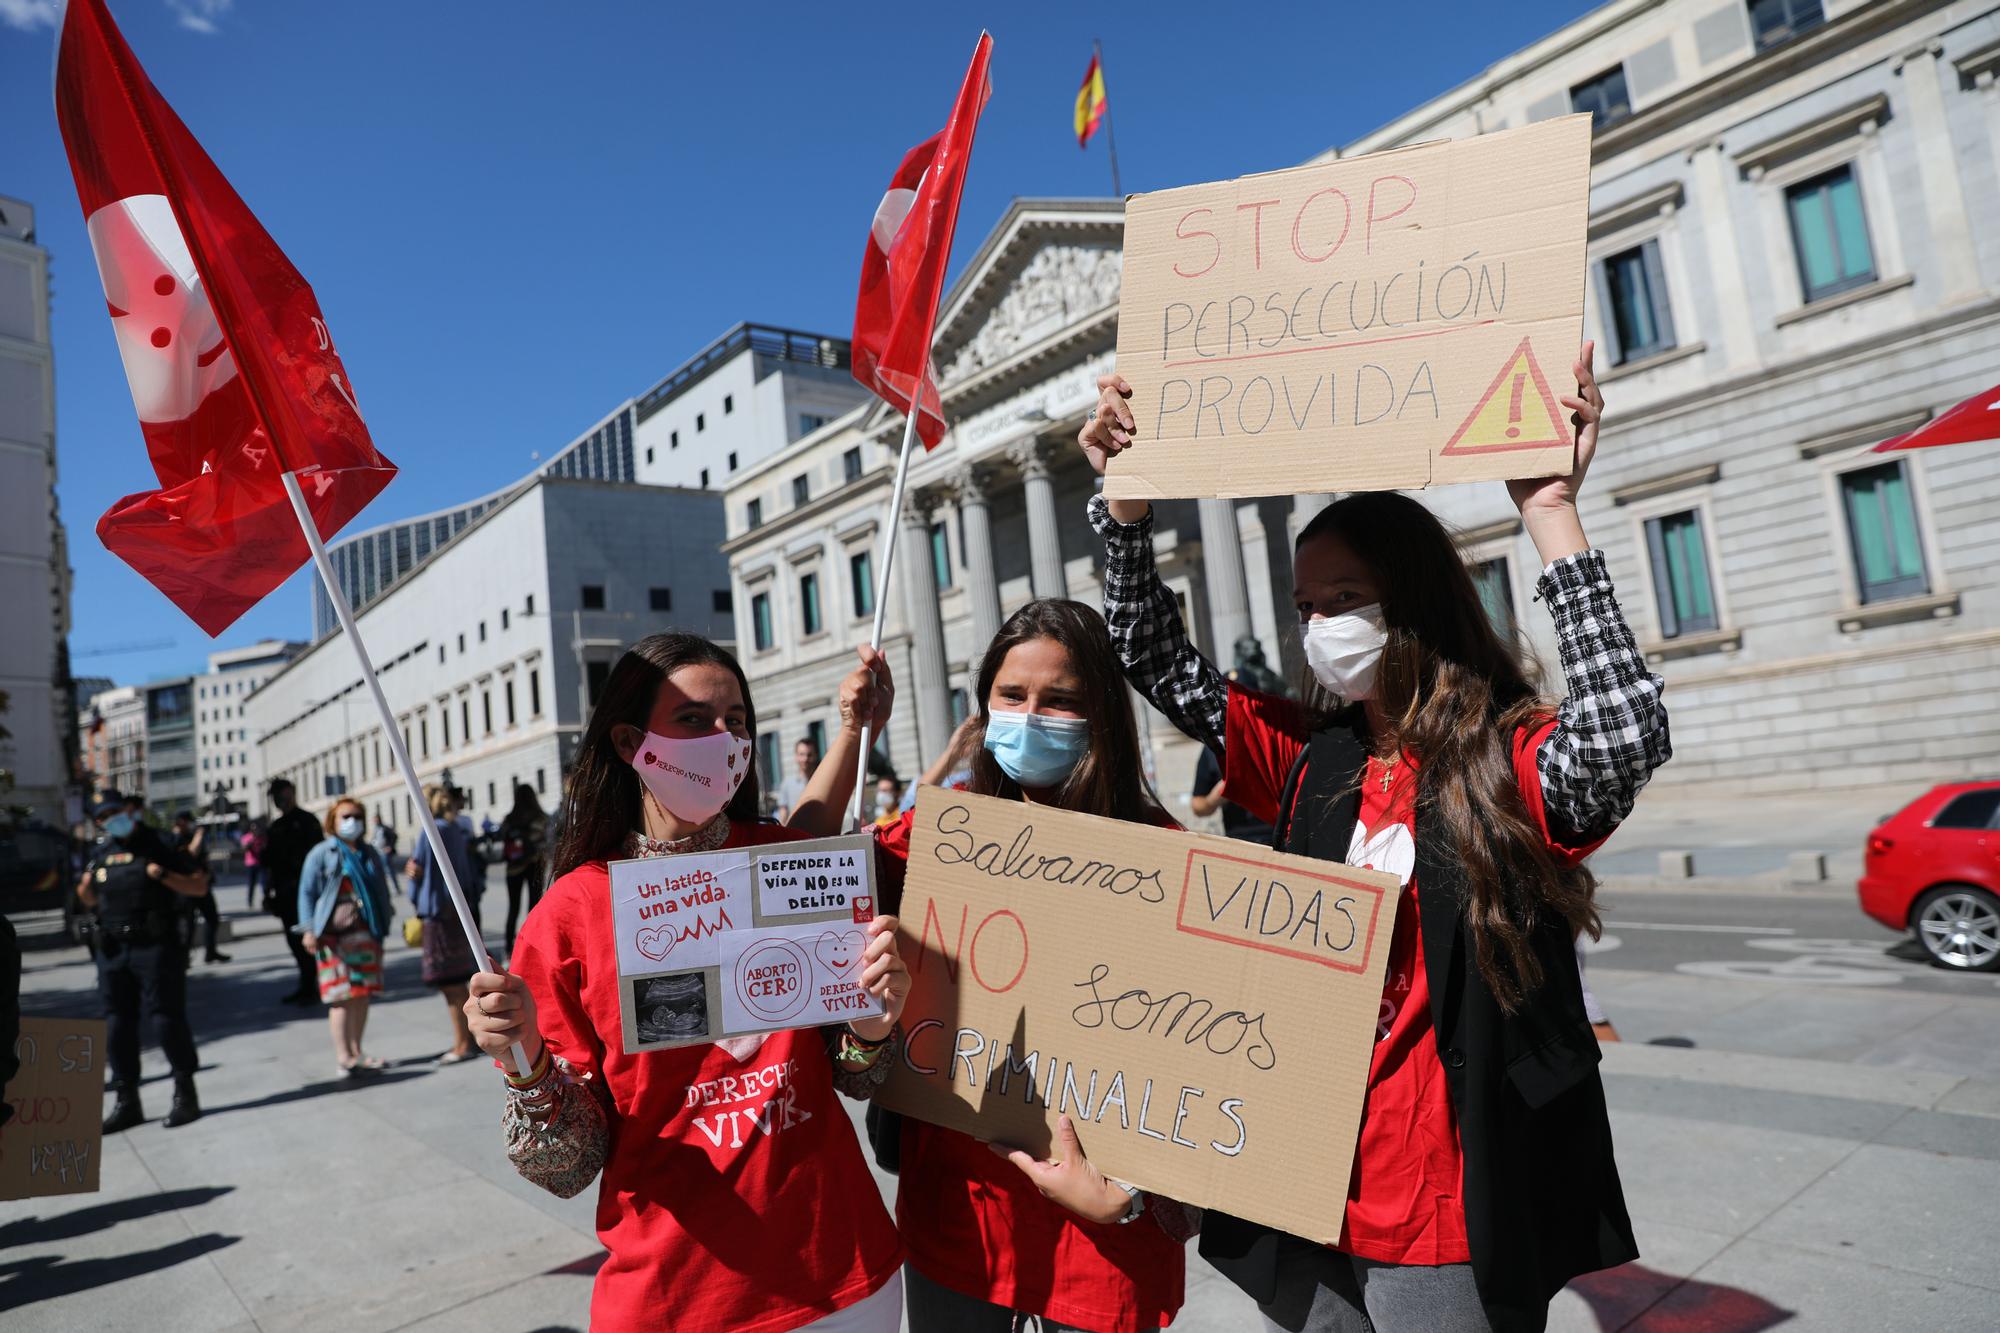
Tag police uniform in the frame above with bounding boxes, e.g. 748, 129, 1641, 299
88, 822, 202, 1127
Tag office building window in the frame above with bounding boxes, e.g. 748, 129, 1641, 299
801, 572, 823, 635
930, 521, 954, 589
850, 550, 874, 619
586, 660, 610, 707
700, 468, 710, 488
722, 394, 734, 415
483, 691, 493, 733
529, 669, 541, 715
488, 781, 497, 806
697, 413, 706, 432
1470, 557, 1516, 639
525, 593, 535, 615
1644, 510, 1719, 639
438, 644, 445, 664
645, 446, 654, 465
1602, 240, 1675, 365
419, 715, 429, 757
949, 688, 969, 727
671, 430, 680, 449
757, 732, 780, 788
752, 592, 775, 651
747, 498, 763, 529
712, 589, 731, 613
581, 584, 606, 610
478, 620, 487, 642
1570, 65, 1631, 129
842, 446, 863, 483
1840, 460, 1929, 604
458, 633, 466, 653
536, 766, 547, 794
506, 680, 517, 725
806, 719, 828, 759
1787, 165, 1875, 304
650, 586, 673, 611
728, 451, 738, 472
442, 710, 451, 749
1750, 0, 1823, 49
804, 413, 832, 436
501, 608, 509, 630
461, 698, 470, 739
793, 475, 811, 505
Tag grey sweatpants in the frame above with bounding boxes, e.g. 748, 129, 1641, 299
1258, 1234, 1493, 1332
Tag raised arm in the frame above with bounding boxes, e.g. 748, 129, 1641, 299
787, 645, 894, 837
1510, 343, 1671, 841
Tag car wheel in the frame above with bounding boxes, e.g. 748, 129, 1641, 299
1912, 885, 2000, 972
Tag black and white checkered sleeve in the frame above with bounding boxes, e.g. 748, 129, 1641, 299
1536, 549, 1672, 843
1089, 494, 1228, 754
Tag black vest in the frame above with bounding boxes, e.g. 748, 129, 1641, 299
90, 830, 178, 936
1199, 714, 1637, 1333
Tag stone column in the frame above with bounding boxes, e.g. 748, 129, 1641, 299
1895, 41, 1981, 302
953, 463, 1003, 649
1198, 498, 1252, 659
898, 491, 954, 762
1292, 492, 1336, 540
1011, 440, 1067, 599
1687, 140, 1760, 371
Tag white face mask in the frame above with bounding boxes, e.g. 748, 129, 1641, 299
631, 729, 753, 825
1299, 604, 1389, 701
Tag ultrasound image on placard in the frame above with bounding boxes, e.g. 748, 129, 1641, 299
633, 972, 708, 1044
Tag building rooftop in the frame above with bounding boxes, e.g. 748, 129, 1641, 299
633, 322, 850, 423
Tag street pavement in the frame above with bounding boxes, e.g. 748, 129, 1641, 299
5, 872, 1999, 1332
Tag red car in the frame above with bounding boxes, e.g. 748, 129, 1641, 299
1859, 781, 2000, 971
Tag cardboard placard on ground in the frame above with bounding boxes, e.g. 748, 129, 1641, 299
609, 834, 884, 1054
876, 788, 1400, 1243
1107, 114, 1592, 499
0, 1017, 107, 1201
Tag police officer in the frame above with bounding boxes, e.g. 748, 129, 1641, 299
78, 791, 209, 1131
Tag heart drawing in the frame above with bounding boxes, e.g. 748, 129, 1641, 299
814, 929, 864, 977
634, 923, 677, 963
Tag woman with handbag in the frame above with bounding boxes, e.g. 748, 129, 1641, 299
298, 798, 397, 1078
407, 784, 485, 1066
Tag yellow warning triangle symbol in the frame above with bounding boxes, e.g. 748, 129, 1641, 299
1440, 338, 1571, 455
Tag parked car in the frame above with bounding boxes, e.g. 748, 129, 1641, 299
1859, 781, 2000, 972
0, 822, 74, 917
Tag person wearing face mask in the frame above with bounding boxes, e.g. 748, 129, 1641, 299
78, 790, 210, 1131
460, 632, 913, 1333
297, 798, 396, 1076
1080, 344, 1672, 1333
872, 599, 1197, 1333
871, 775, 904, 828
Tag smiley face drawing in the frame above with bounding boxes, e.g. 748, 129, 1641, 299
814, 929, 864, 979
84, 194, 238, 424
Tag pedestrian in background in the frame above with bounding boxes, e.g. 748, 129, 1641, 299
900, 715, 983, 814
407, 784, 483, 1065
80, 791, 208, 1131
775, 736, 819, 821
240, 819, 264, 910
1190, 746, 1275, 846
371, 813, 397, 863
262, 779, 324, 1006
497, 783, 548, 955
298, 797, 395, 1077
871, 774, 903, 828
1081, 345, 1670, 1331
171, 811, 229, 965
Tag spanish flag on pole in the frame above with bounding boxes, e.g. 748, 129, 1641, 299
1075, 52, 1108, 148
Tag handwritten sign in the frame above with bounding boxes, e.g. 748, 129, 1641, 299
610, 834, 884, 1054
1, 1017, 107, 1201
877, 789, 1400, 1243
1107, 114, 1592, 499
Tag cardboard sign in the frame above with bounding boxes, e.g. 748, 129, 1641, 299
1108, 114, 1592, 499
876, 788, 1400, 1242
610, 835, 884, 1053
1, 1017, 107, 1201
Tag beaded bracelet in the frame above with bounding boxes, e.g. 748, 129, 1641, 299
504, 1046, 552, 1090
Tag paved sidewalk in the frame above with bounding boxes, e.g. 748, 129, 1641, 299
5, 893, 1998, 1331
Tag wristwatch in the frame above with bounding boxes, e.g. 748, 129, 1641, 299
1109, 1178, 1145, 1225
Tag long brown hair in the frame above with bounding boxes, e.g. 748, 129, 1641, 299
549, 632, 762, 880
1297, 493, 1597, 1012
966, 600, 1165, 824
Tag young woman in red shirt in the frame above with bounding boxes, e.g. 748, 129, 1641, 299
876, 599, 1198, 1333
1078, 343, 1671, 1333
462, 632, 912, 1333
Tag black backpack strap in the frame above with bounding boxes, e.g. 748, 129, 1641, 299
1270, 745, 1312, 852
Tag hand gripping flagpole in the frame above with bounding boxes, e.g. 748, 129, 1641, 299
850, 407, 924, 831
282, 470, 533, 1077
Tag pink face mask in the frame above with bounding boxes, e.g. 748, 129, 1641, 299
631, 730, 753, 825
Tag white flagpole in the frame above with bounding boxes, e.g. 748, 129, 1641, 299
851, 407, 923, 830
281, 470, 531, 1077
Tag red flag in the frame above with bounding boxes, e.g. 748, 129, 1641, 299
1873, 383, 2000, 453
55, 0, 395, 636
851, 32, 993, 450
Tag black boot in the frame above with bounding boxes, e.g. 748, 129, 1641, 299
103, 1089, 144, 1134
164, 1076, 201, 1128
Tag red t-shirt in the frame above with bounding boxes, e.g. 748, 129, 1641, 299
511, 821, 903, 1333
875, 801, 1187, 1332
1223, 686, 1600, 1265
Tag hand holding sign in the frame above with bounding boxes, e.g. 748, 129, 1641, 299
990, 1113, 1131, 1225
1506, 339, 1603, 565
850, 915, 911, 1044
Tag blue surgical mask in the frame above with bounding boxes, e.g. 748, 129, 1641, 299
102, 813, 136, 840
983, 711, 1092, 788
337, 816, 365, 843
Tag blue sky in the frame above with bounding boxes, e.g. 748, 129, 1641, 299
2, 0, 1595, 687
